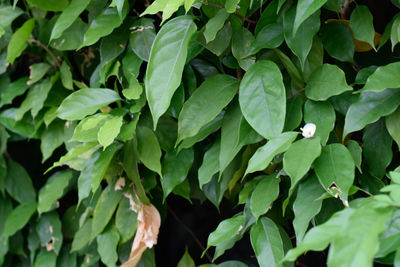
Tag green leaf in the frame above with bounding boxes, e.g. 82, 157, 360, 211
34, 249, 57, 267
161, 148, 194, 200
77, 144, 121, 204
386, 106, 400, 148
97, 223, 120, 267
349, 5, 376, 49
51, 18, 87, 51
36, 212, 63, 254
344, 88, 400, 138
283, 137, 321, 190
293, 0, 327, 36
225, 0, 240, 13
0, 6, 23, 28
0, 77, 30, 107
321, 22, 354, 62
50, 0, 91, 40
177, 74, 238, 143
283, 8, 320, 69
292, 174, 324, 242
303, 100, 336, 144
38, 170, 75, 214
3, 202, 36, 237
247, 23, 284, 56
56, 88, 121, 121
116, 196, 137, 243
206, 214, 245, 249
204, 9, 229, 43
97, 116, 123, 149
250, 217, 284, 267
346, 140, 362, 172
239, 60, 286, 139
232, 28, 255, 70
305, 64, 352, 101
7, 18, 35, 64
250, 175, 280, 221
220, 100, 260, 175
177, 248, 195, 267
136, 126, 162, 176
80, 7, 127, 48
91, 184, 122, 241
273, 49, 304, 90
5, 161, 36, 203
141, 0, 184, 24
41, 120, 66, 162
16, 78, 52, 120
72, 114, 110, 142
27, 63, 51, 85
314, 144, 355, 202
27, 0, 68, 11
60, 61, 73, 90
71, 218, 92, 252
245, 132, 298, 175
146, 16, 197, 128
362, 62, 400, 93
198, 139, 220, 188
363, 120, 392, 179
129, 18, 156, 62
391, 15, 400, 50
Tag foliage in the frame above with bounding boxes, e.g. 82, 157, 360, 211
1, 0, 400, 266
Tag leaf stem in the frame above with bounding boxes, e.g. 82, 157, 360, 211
29, 38, 61, 68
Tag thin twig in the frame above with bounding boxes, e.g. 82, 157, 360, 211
29, 38, 61, 68
288, 88, 305, 99
201, 1, 257, 24
340, 0, 352, 19
167, 206, 213, 263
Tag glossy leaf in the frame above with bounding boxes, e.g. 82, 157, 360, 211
250, 175, 280, 221
245, 132, 298, 175
344, 88, 400, 138
250, 217, 284, 267
303, 100, 336, 144
129, 18, 156, 62
161, 148, 194, 200
314, 144, 355, 202
362, 62, 400, 93
204, 9, 229, 43
293, 0, 327, 36
56, 88, 121, 121
146, 16, 197, 128
50, 0, 91, 40
349, 5, 376, 49
283, 137, 321, 190
206, 214, 245, 249
177, 74, 238, 143
321, 22, 354, 62
7, 18, 35, 64
239, 60, 286, 139
283, 8, 320, 68
305, 64, 352, 101
91, 184, 122, 241
136, 126, 162, 176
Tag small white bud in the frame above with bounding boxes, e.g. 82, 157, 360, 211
301, 123, 316, 138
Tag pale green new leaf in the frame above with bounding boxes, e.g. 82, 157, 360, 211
239, 60, 286, 139
146, 16, 197, 128
97, 116, 123, 149
56, 88, 121, 121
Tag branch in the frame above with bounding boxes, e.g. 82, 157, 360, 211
201, 1, 257, 24
340, 0, 352, 19
29, 38, 61, 68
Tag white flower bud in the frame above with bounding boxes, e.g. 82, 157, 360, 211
301, 123, 316, 138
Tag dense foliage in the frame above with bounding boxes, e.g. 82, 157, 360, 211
2, 0, 400, 266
